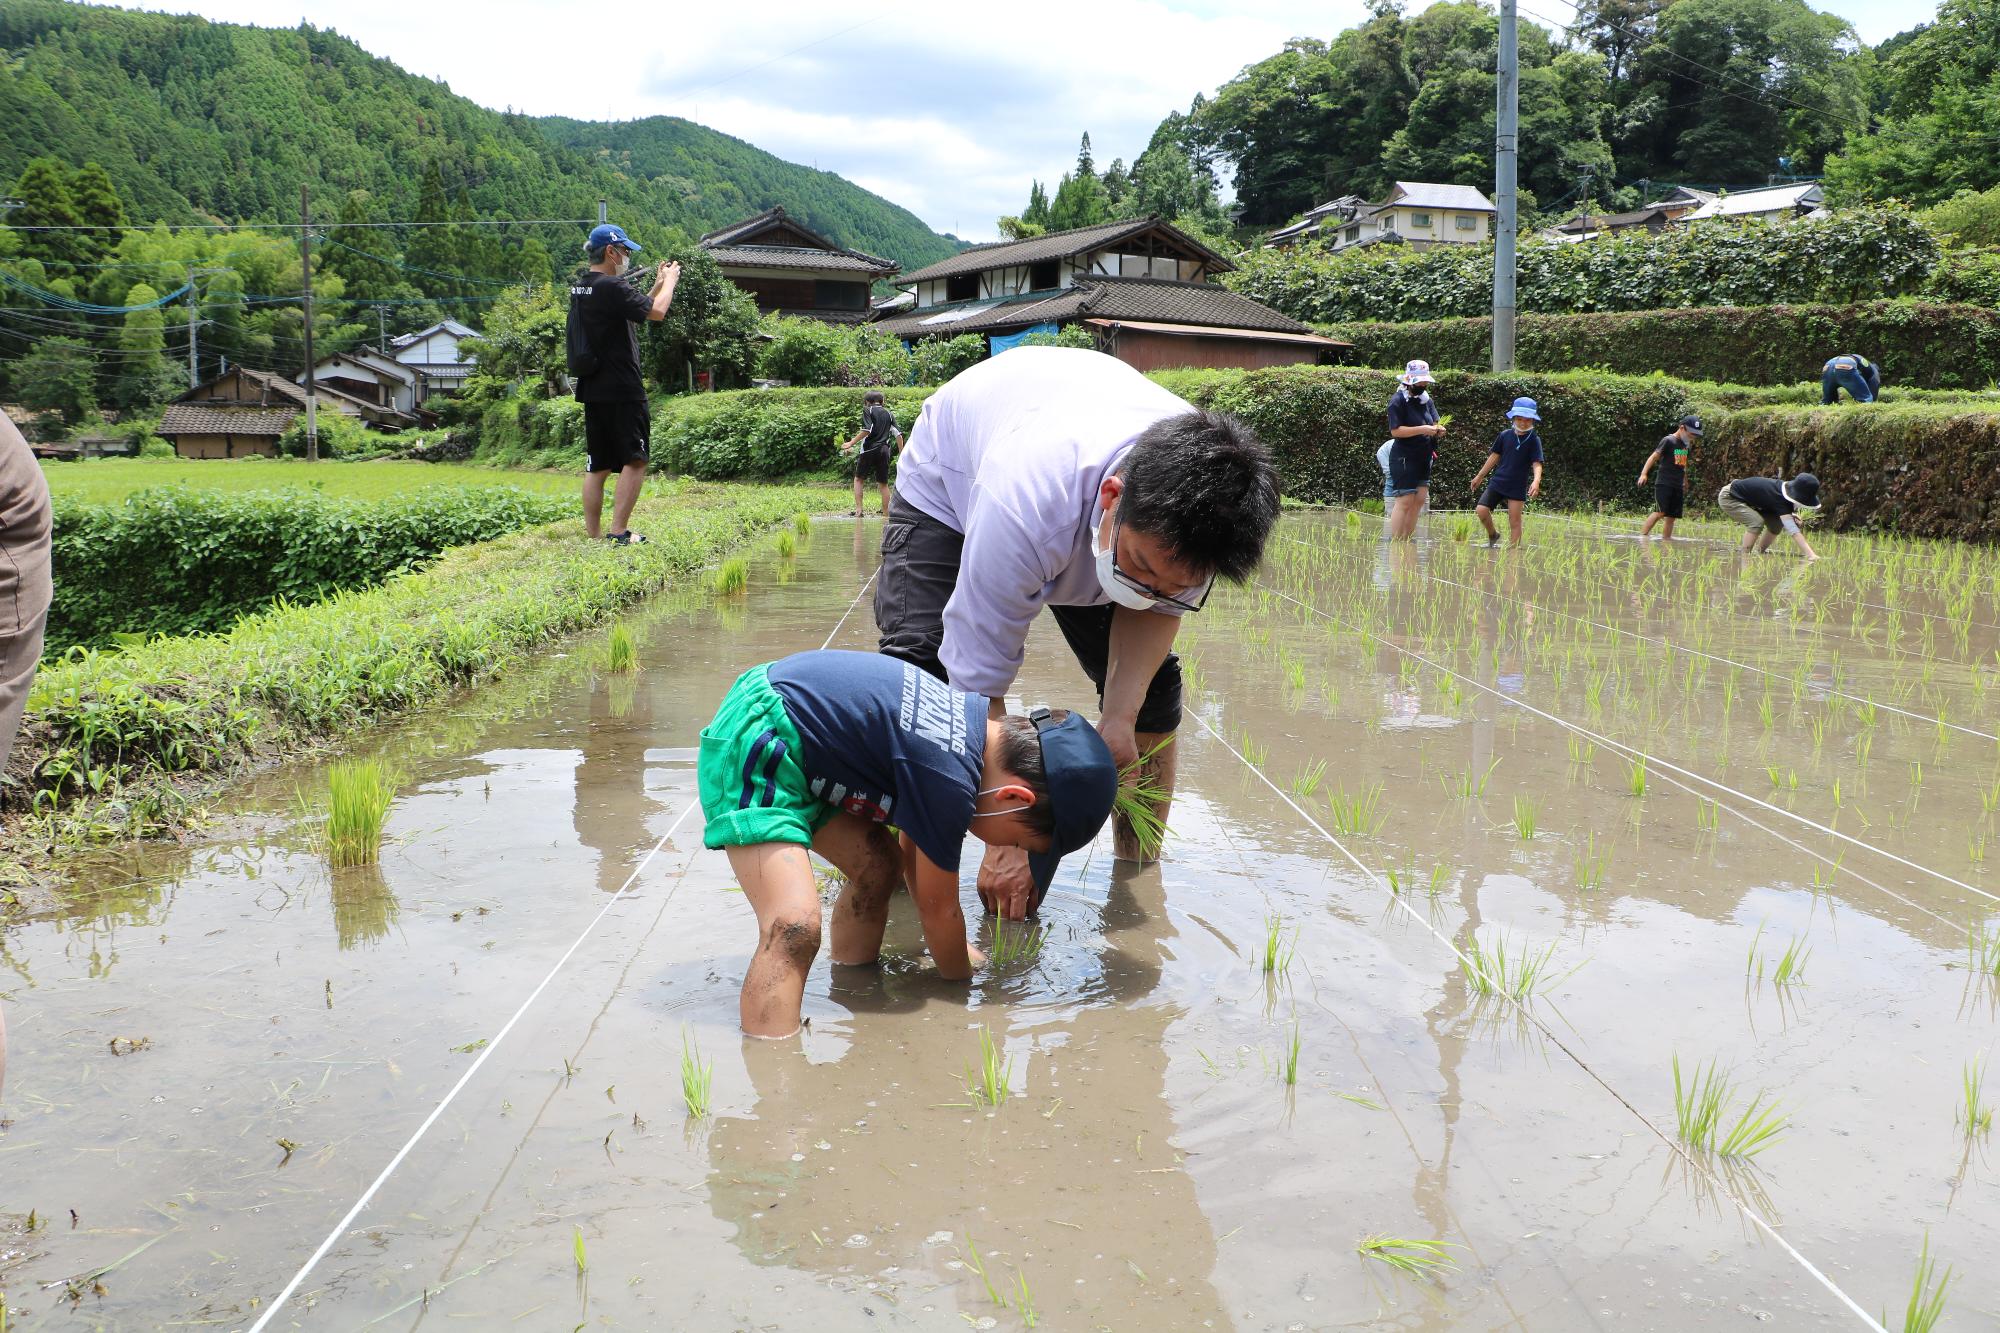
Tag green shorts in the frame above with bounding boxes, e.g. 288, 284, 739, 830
699, 664, 837, 850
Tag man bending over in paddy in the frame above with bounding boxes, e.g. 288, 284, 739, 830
698, 649, 1117, 1036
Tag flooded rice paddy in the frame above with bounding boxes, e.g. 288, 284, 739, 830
3, 508, 1998, 1330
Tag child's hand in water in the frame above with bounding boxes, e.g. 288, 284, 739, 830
965, 943, 987, 968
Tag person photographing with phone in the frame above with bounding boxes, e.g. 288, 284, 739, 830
567, 222, 679, 545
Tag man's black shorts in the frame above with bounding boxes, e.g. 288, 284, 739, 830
873, 492, 1183, 735
853, 446, 891, 484
1476, 483, 1526, 512
1654, 484, 1686, 519
584, 399, 651, 474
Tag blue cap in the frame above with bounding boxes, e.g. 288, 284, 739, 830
1507, 396, 1541, 422
587, 222, 641, 254
1022, 708, 1119, 907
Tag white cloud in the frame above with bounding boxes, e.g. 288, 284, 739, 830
121, 0, 1939, 246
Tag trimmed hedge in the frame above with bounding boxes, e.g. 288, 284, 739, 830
653, 387, 931, 479
10, 482, 834, 848
49, 486, 572, 653
1704, 402, 2000, 542
1324, 301, 2000, 392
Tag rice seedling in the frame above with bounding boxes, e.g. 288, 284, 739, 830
1765, 764, 1799, 792
1566, 735, 1595, 766
1260, 914, 1297, 975
1758, 692, 1776, 731
1011, 1267, 1040, 1327
793, 511, 812, 536
1512, 795, 1539, 840
1441, 757, 1501, 800
775, 528, 797, 559
603, 621, 638, 673
572, 1225, 589, 1274
1427, 864, 1449, 900
1770, 935, 1811, 987
1449, 515, 1475, 542
1959, 1058, 1992, 1139
1237, 728, 1269, 769
1890, 1233, 1951, 1333
964, 1025, 1014, 1107
712, 556, 749, 596
1695, 798, 1719, 833
1969, 924, 2000, 979
989, 920, 1049, 968
321, 760, 397, 867
1627, 757, 1647, 797
1672, 1055, 1787, 1158
1327, 782, 1386, 836
1289, 759, 1328, 800
1356, 1235, 1458, 1282
1461, 933, 1574, 999
1572, 833, 1609, 890
1282, 1021, 1302, 1086
963, 1236, 1005, 1308
680, 1028, 713, 1119
1971, 832, 1987, 866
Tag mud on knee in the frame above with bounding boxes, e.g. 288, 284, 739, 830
763, 913, 823, 971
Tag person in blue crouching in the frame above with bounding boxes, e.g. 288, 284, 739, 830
1821, 353, 1881, 404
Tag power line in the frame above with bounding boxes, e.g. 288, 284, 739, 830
0, 217, 595, 233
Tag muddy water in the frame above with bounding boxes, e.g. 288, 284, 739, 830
2, 511, 1996, 1330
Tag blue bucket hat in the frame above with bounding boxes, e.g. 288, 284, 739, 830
1023, 708, 1119, 907
587, 222, 641, 254
1507, 397, 1541, 422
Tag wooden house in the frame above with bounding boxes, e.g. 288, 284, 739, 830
390, 320, 479, 403
871, 216, 1346, 372
158, 366, 415, 458
300, 349, 423, 415
699, 208, 899, 323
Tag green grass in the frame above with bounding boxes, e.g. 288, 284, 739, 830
321, 760, 396, 867
964, 1025, 1013, 1107
40, 457, 581, 503
14, 484, 834, 861
1892, 1233, 1951, 1333
1356, 1235, 1458, 1282
1672, 1055, 1787, 1159
680, 1028, 713, 1120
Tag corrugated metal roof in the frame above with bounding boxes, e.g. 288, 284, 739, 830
1085, 318, 1348, 348
898, 217, 1232, 285
1682, 182, 1823, 220
1384, 181, 1496, 212
159, 404, 297, 436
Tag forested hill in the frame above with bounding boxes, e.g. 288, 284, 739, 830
0, 0, 956, 266
535, 117, 957, 267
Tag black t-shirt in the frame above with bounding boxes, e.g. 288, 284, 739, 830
1655, 433, 1690, 489
569, 270, 653, 403
860, 404, 898, 451
1385, 387, 1440, 488
1728, 476, 1793, 517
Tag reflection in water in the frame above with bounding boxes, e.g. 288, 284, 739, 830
702, 863, 1230, 1324
329, 863, 399, 950
573, 666, 662, 894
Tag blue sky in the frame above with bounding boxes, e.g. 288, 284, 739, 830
159, 0, 1936, 244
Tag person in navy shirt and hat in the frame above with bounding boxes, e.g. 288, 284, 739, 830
1466, 397, 1545, 547
567, 221, 679, 545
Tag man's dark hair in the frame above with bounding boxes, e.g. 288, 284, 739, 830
863, 389, 886, 406
1119, 410, 1279, 582
991, 709, 1071, 838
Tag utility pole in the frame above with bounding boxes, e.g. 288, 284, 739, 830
300, 183, 319, 462
376, 304, 388, 356
598, 197, 608, 226
184, 265, 225, 387
1578, 164, 1595, 239
1492, 0, 1519, 372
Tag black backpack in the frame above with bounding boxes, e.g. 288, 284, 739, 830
565, 278, 599, 378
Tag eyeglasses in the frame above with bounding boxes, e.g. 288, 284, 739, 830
1108, 515, 1213, 612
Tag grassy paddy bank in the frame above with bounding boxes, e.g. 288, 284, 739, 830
37, 456, 583, 504
3, 481, 836, 886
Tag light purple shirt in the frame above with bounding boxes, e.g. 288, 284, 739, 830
894, 347, 1193, 700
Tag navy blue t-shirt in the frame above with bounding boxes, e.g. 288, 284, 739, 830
765, 650, 984, 872
1486, 427, 1543, 496
1385, 387, 1440, 489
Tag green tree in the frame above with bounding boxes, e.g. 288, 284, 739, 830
1823, 0, 2000, 204
457, 282, 566, 405
69, 161, 126, 233
112, 282, 180, 407
10, 156, 86, 271
643, 244, 761, 391
18, 335, 97, 422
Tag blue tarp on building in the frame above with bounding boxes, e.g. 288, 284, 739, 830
989, 323, 1060, 355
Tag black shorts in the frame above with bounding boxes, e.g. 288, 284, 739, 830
1653, 485, 1685, 519
583, 399, 651, 474
854, 446, 891, 484
1476, 484, 1526, 511
873, 492, 1183, 735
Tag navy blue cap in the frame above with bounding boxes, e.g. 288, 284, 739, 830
587, 222, 641, 253
1023, 708, 1119, 905
1680, 415, 1704, 436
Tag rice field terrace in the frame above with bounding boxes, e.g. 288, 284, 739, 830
2, 507, 1996, 1330
39, 457, 583, 503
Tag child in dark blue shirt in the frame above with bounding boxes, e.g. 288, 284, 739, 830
697, 650, 1117, 1035
1467, 397, 1545, 547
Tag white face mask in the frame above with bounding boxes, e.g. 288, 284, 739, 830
1094, 509, 1162, 611
969, 786, 1024, 818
